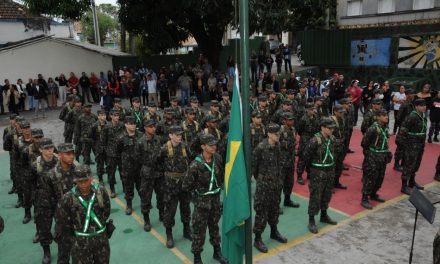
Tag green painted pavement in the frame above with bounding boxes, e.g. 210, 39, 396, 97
0, 152, 348, 263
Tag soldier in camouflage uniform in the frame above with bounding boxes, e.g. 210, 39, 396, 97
117, 116, 143, 215
360, 110, 392, 209
314, 96, 325, 121
271, 99, 292, 125
340, 98, 355, 155
112, 97, 127, 120
399, 99, 427, 195
157, 107, 179, 143
137, 119, 164, 231
304, 118, 338, 234
321, 88, 331, 117
219, 91, 231, 116
74, 103, 97, 165
55, 164, 111, 264
32, 138, 58, 264
251, 111, 266, 150
199, 115, 226, 159
158, 126, 192, 248
91, 109, 108, 182
295, 85, 308, 121
59, 94, 75, 143
252, 123, 288, 253
190, 97, 205, 125
296, 102, 320, 185
103, 109, 125, 198
255, 95, 270, 126
66, 97, 83, 160
144, 102, 162, 123
279, 112, 300, 208
17, 121, 34, 223
205, 100, 223, 124
3, 114, 17, 194
7, 116, 24, 207
394, 89, 416, 171
331, 105, 348, 190
183, 134, 228, 264
182, 107, 201, 158
361, 98, 382, 134
127, 97, 145, 131
267, 89, 279, 116
43, 143, 77, 264
170, 96, 184, 121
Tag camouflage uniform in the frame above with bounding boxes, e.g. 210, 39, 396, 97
91, 118, 108, 181
18, 135, 34, 212
117, 129, 143, 202
3, 123, 17, 193
344, 101, 355, 155
136, 126, 164, 225
157, 118, 179, 144
361, 109, 378, 134
56, 181, 111, 264
295, 92, 307, 121
182, 119, 201, 158
67, 107, 84, 160
127, 107, 146, 131
279, 117, 297, 200
271, 108, 289, 125
219, 98, 231, 116
183, 151, 224, 255
74, 110, 97, 165
361, 121, 392, 204
103, 120, 124, 188
9, 127, 23, 205
395, 101, 414, 167
143, 109, 162, 124
321, 96, 331, 117
296, 110, 319, 181
112, 105, 127, 121
250, 123, 266, 150
434, 228, 440, 264
59, 103, 74, 143
400, 107, 427, 189
170, 105, 184, 121
331, 114, 346, 187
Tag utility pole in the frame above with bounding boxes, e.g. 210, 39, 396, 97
239, 0, 252, 263
91, 0, 101, 46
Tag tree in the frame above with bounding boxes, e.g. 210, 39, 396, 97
22, 0, 90, 20
81, 9, 117, 45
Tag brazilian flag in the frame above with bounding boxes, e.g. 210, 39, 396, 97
221, 68, 251, 264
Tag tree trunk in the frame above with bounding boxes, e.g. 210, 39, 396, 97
120, 23, 126, 53
188, 22, 224, 70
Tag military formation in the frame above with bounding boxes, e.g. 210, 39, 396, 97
2, 82, 437, 263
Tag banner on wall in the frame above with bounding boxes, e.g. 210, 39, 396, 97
350, 38, 391, 66
398, 35, 440, 69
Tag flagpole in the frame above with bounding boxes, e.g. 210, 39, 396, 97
238, 0, 252, 263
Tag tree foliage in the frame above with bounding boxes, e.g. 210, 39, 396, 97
22, 0, 90, 20
80, 9, 117, 45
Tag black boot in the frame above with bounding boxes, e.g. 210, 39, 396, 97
370, 194, 385, 203
361, 194, 373, 210
393, 160, 403, 172
284, 195, 300, 208
401, 180, 411, 195
166, 228, 174, 248
15, 194, 23, 208
434, 135, 439, 142
320, 210, 337, 225
42, 245, 51, 264
270, 226, 287, 243
308, 215, 318, 234
125, 199, 132, 215
110, 184, 116, 198
435, 172, 440, 182
98, 175, 104, 183
194, 252, 203, 264
33, 232, 40, 243
23, 208, 31, 224
297, 174, 305, 185
183, 223, 192, 241
213, 246, 228, 264
8, 186, 16, 195
409, 180, 424, 190
143, 214, 151, 232
428, 136, 433, 143
253, 233, 268, 253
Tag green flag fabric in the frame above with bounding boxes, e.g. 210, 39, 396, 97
222, 68, 251, 264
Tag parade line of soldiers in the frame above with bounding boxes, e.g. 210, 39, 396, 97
3, 85, 440, 264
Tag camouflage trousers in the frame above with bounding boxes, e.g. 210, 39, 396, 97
394, 135, 404, 164
191, 196, 222, 254
253, 178, 281, 234
120, 167, 141, 201
297, 136, 312, 177
75, 142, 82, 161
333, 145, 345, 185
106, 156, 122, 185
308, 167, 334, 216
401, 141, 425, 182
280, 166, 294, 197
71, 234, 110, 264
64, 126, 74, 143
163, 177, 191, 228
35, 206, 54, 246
20, 171, 35, 209
344, 128, 353, 159
80, 141, 94, 165
9, 152, 17, 189
362, 152, 389, 195
140, 176, 164, 218
56, 235, 72, 264
95, 151, 106, 178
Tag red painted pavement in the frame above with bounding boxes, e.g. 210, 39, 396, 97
293, 129, 440, 216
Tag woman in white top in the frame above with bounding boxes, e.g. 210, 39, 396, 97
146, 74, 158, 107
392, 85, 406, 134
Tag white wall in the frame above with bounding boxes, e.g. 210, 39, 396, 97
0, 21, 72, 44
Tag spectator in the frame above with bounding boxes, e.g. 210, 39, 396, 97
265, 52, 274, 74
55, 74, 68, 105
308, 79, 319, 98
428, 90, 440, 143
108, 75, 120, 99
283, 45, 292, 73
250, 50, 258, 83
100, 88, 113, 119
26, 78, 34, 111
207, 73, 218, 100
258, 50, 265, 74
168, 65, 178, 97
417, 84, 433, 110
47, 77, 59, 108
158, 73, 169, 109
272, 75, 280, 92
392, 85, 406, 134
140, 75, 148, 106
71, 87, 83, 104
226, 56, 235, 77
126, 70, 135, 104
0, 80, 5, 114
147, 74, 158, 107
16, 79, 26, 111
327, 72, 339, 107
37, 74, 48, 92
346, 80, 362, 125
334, 74, 346, 103
6, 84, 20, 115
89, 72, 100, 103
32, 79, 48, 118
381, 80, 392, 112
286, 72, 300, 91
79, 72, 91, 103
194, 70, 205, 105
361, 80, 375, 112
68, 72, 79, 90
177, 71, 192, 106
275, 49, 283, 75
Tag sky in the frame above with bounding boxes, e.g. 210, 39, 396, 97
95, 0, 117, 5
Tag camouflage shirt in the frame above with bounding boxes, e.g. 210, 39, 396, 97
279, 125, 296, 166
103, 121, 125, 157
252, 138, 282, 186
74, 113, 98, 143
361, 109, 378, 134
42, 163, 77, 209
158, 141, 190, 174
136, 133, 162, 178
250, 123, 266, 150
303, 132, 336, 169
297, 113, 319, 140
117, 129, 143, 168
91, 120, 108, 153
